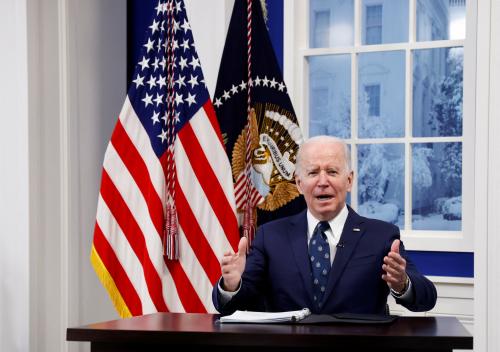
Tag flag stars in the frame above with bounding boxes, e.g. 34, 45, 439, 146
254, 76, 261, 86
157, 74, 166, 89
175, 74, 186, 88
159, 57, 167, 70
174, 112, 181, 124
147, 76, 157, 89
178, 56, 188, 70
144, 38, 155, 53
239, 80, 247, 91
153, 93, 164, 107
262, 76, 269, 87
138, 56, 149, 71
175, 1, 182, 13
222, 90, 231, 100
270, 78, 277, 88
158, 129, 168, 143
278, 82, 286, 91
155, 1, 164, 15
230, 84, 238, 94
189, 56, 200, 70
156, 39, 163, 53
175, 92, 184, 106
188, 74, 199, 88
151, 111, 160, 125
142, 92, 153, 107
172, 39, 179, 51
185, 92, 197, 106
181, 19, 191, 33
173, 19, 180, 33
152, 57, 159, 71
180, 39, 190, 52
132, 74, 144, 88
149, 19, 159, 34
214, 97, 222, 108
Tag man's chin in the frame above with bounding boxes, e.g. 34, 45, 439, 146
311, 207, 340, 221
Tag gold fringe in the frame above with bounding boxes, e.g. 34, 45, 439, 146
90, 245, 132, 318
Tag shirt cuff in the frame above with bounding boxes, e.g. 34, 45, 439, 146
217, 278, 242, 304
390, 276, 414, 302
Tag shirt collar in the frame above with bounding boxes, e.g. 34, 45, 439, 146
306, 205, 349, 242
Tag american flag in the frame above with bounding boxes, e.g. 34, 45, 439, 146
91, 0, 239, 317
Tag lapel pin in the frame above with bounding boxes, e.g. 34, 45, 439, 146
352, 228, 361, 232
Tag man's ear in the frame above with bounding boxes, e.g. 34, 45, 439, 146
295, 174, 304, 194
346, 171, 354, 192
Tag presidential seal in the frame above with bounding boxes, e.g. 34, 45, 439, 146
232, 103, 303, 212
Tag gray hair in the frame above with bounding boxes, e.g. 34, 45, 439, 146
295, 135, 352, 175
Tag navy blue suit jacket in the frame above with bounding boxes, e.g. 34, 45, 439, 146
213, 207, 437, 315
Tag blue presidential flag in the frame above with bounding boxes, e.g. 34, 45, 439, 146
213, 0, 306, 227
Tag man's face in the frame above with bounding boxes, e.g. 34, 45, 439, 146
295, 141, 353, 221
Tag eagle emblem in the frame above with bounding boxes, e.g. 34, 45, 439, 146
231, 102, 303, 212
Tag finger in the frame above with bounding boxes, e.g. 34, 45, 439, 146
382, 263, 404, 277
237, 236, 248, 256
221, 256, 235, 266
385, 254, 406, 267
390, 239, 400, 254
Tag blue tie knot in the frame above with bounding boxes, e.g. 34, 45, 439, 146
317, 221, 330, 236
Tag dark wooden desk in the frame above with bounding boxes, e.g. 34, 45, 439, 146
66, 313, 472, 352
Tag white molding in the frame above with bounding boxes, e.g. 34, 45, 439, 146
58, 1, 70, 352
475, 0, 492, 350
487, 0, 500, 350
388, 279, 474, 335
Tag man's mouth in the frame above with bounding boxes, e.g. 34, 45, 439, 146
316, 194, 333, 201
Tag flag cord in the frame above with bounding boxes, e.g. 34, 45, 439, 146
164, 0, 179, 260
243, 0, 256, 245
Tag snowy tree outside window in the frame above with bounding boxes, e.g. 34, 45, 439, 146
307, 0, 466, 233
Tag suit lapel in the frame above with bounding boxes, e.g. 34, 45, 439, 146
287, 211, 314, 302
323, 207, 366, 302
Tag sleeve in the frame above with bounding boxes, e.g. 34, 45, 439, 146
394, 239, 437, 312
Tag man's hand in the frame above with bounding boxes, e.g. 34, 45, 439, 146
382, 239, 408, 293
221, 236, 248, 292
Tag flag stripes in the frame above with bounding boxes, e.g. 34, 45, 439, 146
92, 1, 239, 316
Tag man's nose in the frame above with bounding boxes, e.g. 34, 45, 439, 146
317, 171, 328, 185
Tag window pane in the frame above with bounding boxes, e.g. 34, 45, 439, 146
309, 55, 351, 138
412, 47, 463, 137
362, 0, 409, 45
310, 0, 354, 48
417, 0, 466, 41
358, 51, 405, 138
412, 143, 462, 230
358, 144, 404, 227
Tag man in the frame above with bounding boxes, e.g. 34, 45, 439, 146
213, 136, 437, 315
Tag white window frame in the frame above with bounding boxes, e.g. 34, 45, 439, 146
284, 0, 476, 252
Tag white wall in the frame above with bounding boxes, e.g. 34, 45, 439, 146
0, 1, 29, 351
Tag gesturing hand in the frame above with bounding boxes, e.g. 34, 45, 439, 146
382, 239, 408, 293
221, 236, 248, 292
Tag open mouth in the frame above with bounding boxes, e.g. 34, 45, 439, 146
316, 195, 333, 201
